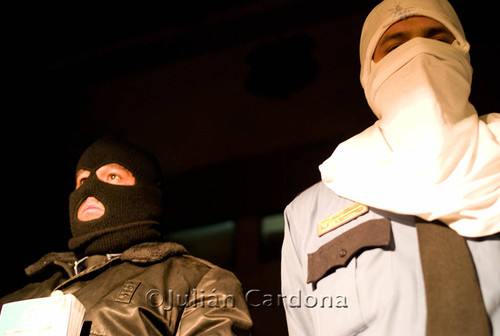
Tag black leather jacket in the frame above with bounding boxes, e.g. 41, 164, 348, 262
0, 242, 253, 335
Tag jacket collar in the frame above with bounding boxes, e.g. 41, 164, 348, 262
25, 241, 188, 278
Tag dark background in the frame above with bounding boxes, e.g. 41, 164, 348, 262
3, 1, 498, 334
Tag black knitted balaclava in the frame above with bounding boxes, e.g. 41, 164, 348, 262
68, 137, 163, 258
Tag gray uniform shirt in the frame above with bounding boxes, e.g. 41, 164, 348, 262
281, 181, 500, 335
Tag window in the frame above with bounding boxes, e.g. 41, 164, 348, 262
165, 220, 236, 267
260, 213, 285, 261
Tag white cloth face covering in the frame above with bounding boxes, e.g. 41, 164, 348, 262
320, 35, 500, 237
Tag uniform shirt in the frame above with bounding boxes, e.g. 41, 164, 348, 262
281, 181, 500, 335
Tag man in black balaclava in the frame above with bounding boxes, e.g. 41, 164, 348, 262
68, 137, 164, 258
0, 137, 253, 335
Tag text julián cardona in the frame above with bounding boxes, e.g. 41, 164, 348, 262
145, 288, 348, 311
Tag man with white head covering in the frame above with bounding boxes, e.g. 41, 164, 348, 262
281, 0, 499, 335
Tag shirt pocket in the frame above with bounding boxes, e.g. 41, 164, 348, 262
307, 218, 394, 332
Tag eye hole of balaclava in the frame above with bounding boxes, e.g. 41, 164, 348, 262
68, 137, 163, 258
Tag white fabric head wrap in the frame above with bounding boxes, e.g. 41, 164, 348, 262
359, 0, 469, 89
319, 0, 500, 237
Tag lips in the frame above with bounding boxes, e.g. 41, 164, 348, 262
81, 203, 102, 212
78, 197, 105, 221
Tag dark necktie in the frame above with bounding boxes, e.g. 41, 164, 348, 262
416, 220, 491, 335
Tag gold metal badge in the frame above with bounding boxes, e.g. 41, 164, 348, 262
318, 202, 368, 236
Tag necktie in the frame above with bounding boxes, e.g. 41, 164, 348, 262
416, 220, 491, 335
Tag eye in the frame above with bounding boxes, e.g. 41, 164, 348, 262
428, 30, 455, 45
385, 43, 402, 54
77, 177, 88, 187
436, 37, 452, 44
75, 170, 90, 189
107, 173, 120, 182
96, 163, 135, 186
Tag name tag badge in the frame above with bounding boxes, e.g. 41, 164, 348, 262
318, 202, 368, 237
